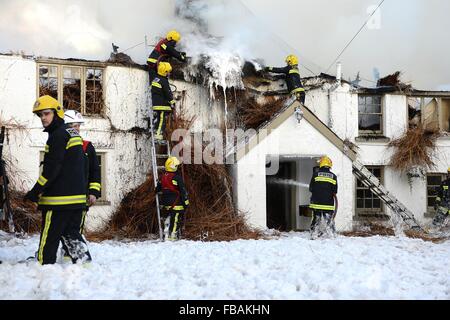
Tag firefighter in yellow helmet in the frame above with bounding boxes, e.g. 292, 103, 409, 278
151, 62, 175, 142
156, 156, 189, 240
432, 167, 450, 228
264, 54, 306, 105
308, 156, 338, 239
24, 96, 90, 264
147, 30, 187, 82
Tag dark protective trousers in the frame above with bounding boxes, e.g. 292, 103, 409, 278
295, 92, 306, 105
60, 210, 92, 262
153, 111, 169, 139
162, 207, 185, 240
38, 209, 89, 265
310, 210, 335, 235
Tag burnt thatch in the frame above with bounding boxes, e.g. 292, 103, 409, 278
88, 105, 262, 242
388, 126, 440, 172
377, 71, 412, 92
341, 222, 448, 243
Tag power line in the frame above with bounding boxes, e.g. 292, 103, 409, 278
237, 0, 325, 76
325, 0, 386, 73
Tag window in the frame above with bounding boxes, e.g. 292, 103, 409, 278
37, 62, 105, 116
356, 166, 383, 213
96, 152, 107, 202
38, 65, 58, 99
86, 68, 104, 115
412, 96, 450, 132
358, 95, 383, 134
427, 173, 445, 211
63, 66, 82, 112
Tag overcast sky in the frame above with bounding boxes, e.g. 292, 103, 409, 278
0, 0, 449, 90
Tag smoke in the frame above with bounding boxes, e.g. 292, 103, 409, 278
0, 0, 448, 90
0, 0, 111, 58
170, 0, 271, 91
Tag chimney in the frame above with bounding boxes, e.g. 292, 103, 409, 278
336, 62, 342, 85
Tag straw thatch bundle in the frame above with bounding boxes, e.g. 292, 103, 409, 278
388, 126, 440, 172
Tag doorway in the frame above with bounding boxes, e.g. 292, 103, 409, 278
266, 161, 297, 231
266, 157, 321, 231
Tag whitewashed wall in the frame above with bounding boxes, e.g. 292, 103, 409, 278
234, 111, 354, 232
0, 55, 152, 232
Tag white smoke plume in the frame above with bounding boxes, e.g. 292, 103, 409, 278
0, 0, 111, 58
0, 0, 448, 90
169, 0, 269, 92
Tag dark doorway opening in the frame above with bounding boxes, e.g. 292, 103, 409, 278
266, 161, 297, 231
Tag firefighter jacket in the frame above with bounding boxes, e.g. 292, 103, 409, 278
156, 171, 189, 210
82, 140, 101, 199
309, 167, 338, 211
436, 178, 450, 208
267, 65, 305, 94
28, 118, 87, 211
147, 39, 186, 69
151, 75, 175, 112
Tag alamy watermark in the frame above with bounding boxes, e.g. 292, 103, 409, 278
167, 128, 280, 175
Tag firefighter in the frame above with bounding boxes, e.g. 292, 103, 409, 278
433, 168, 450, 227
264, 54, 306, 105
60, 110, 102, 261
151, 62, 176, 142
309, 156, 338, 239
156, 156, 189, 241
147, 30, 186, 82
24, 96, 90, 265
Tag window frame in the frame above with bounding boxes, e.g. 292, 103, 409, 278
426, 173, 446, 215
358, 94, 384, 135
355, 166, 384, 215
36, 60, 106, 117
95, 152, 108, 203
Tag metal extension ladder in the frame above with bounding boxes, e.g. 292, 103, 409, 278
149, 114, 172, 241
352, 160, 424, 232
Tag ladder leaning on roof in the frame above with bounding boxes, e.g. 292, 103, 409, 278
352, 160, 424, 232
149, 111, 172, 241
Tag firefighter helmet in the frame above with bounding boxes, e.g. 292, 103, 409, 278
64, 110, 85, 124
33, 95, 64, 119
285, 54, 299, 66
157, 62, 172, 77
319, 156, 333, 168
166, 30, 181, 42
165, 156, 181, 172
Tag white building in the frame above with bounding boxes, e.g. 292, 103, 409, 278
1, 53, 450, 233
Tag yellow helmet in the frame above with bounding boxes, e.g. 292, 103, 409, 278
157, 62, 172, 77
285, 54, 299, 66
319, 156, 333, 168
447, 167, 450, 173
165, 156, 181, 172
166, 30, 181, 42
33, 95, 64, 119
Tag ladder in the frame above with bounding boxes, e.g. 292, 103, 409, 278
352, 160, 424, 232
149, 114, 172, 241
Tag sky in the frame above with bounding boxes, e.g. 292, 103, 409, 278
0, 0, 449, 90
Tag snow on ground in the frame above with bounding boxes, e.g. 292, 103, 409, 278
0, 232, 449, 300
